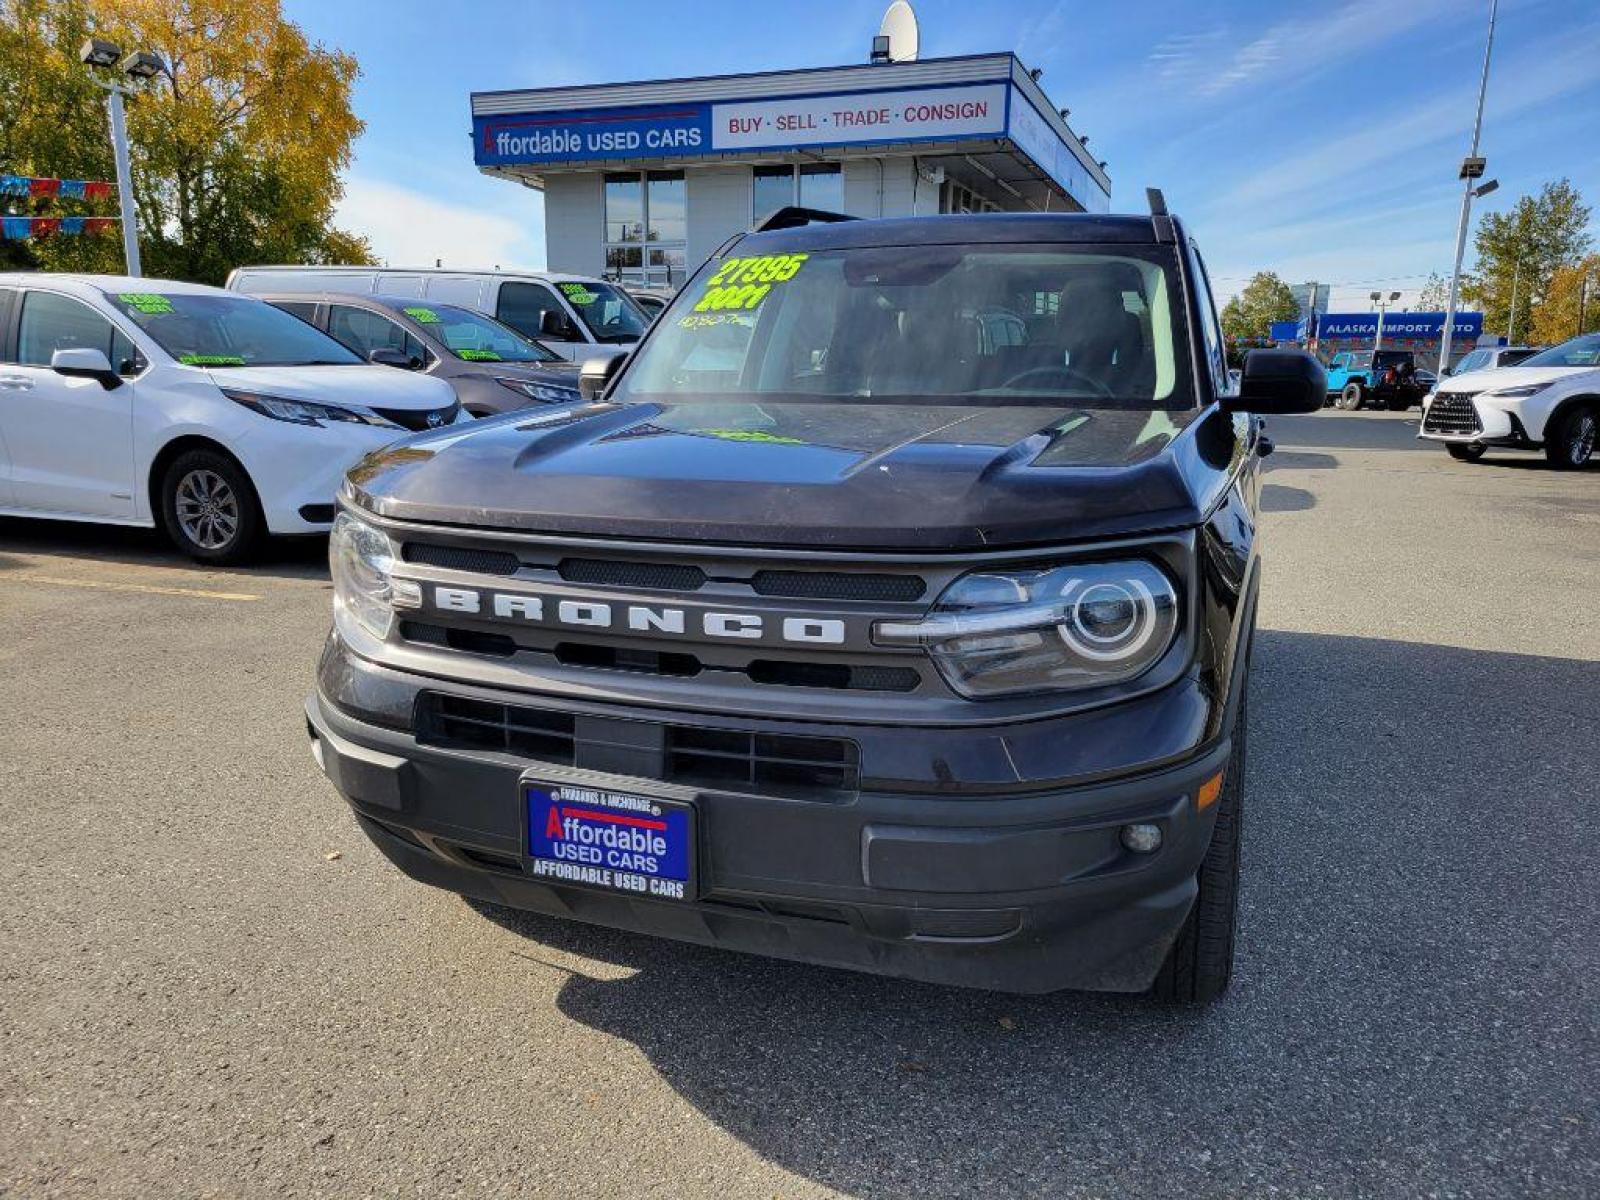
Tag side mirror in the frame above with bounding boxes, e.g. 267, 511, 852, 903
578, 354, 626, 402
540, 310, 579, 341
1225, 349, 1326, 414
368, 347, 412, 369
51, 347, 121, 390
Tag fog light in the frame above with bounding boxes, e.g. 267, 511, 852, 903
1120, 823, 1162, 854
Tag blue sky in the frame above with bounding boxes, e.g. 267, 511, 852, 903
283, 0, 1600, 310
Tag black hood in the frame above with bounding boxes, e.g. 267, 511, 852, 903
346, 400, 1233, 551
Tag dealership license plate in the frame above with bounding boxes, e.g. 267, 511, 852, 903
523, 781, 695, 902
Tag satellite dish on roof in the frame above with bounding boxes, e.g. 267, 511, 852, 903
879, 1, 920, 62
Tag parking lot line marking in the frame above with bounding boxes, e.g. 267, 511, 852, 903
7, 574, 261, 601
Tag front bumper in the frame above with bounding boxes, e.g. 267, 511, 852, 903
307, 641, 1236, 995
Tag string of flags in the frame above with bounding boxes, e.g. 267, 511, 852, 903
3, 216, 119, 240
1, 175, 116, 201
2, 173, 120, 241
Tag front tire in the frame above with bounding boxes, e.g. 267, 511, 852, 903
1150, 699, 1245, 1005
1447, 443, 1487, 462
1544, 405, 1597, 470
1336, 382, 1365, 411
159, 448, 264, 564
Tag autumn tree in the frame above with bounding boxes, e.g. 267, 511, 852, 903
0, 0, 374, 282
1529, 255, 1600, 344
1220, 271, 1299, 345
1461, 179, 1592, 346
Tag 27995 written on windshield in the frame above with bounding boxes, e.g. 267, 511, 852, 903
688, 253, 810, 315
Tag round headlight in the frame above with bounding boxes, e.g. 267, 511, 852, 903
874, 558, 1180, 698
329, 511, 398, 640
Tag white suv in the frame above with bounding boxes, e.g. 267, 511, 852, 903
1419, 333, 1600, 469
0, 274, 461, 562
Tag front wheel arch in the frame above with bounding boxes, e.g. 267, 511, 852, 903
147, 435, 262, 528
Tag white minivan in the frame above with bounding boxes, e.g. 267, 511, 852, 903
0, 273, 461, 563
226, 266, 649, 362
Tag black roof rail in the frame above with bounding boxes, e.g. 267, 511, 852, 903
752, 206, 860, 233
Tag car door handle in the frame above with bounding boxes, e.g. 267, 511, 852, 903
0, 374, 34, 390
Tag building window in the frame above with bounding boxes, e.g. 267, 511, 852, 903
752, 163, 843, 221
604, 170, 685, 287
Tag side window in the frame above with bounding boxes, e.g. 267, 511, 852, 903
17, 291, 119, 368
269, 300, 319, 325
110, 326, 142, 376
327, 305, 427, 368
496, 281, 568, 341
1186, 242, 1228, 394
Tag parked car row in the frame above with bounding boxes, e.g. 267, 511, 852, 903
0, 263, 651, 562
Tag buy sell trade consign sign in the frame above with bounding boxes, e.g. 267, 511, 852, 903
474, 82, 1009, 166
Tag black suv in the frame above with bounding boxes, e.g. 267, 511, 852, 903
307, 201, 1324, 1002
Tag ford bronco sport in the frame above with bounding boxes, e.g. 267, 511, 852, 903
306, 197, 1326, 1001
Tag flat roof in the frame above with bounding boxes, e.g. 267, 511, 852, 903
468, 53, 1110, 211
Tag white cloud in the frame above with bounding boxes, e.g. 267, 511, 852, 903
334, 176, 545, 271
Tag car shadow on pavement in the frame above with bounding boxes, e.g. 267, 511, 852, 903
469, 630, 1600, 1199
0, 516, 328, 581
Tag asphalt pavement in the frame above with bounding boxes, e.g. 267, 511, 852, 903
1, 411, 1596, 1199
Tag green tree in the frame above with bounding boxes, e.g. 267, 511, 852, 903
0, 0, 374, 282
1220, 271, 1300, 345
1461, 179, 1591, 346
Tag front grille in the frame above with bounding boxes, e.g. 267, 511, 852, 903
416, 693, 860, 796
403, 542, 521, 576
1424, 393, 1482, 435
558, 558, 707, 591
397, 623, 922, 692
374, 401, 460, 432
751, 569, 926, 602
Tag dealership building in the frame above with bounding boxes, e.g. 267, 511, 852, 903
1270, 311, 1488, 367
469, 53, 1111, 288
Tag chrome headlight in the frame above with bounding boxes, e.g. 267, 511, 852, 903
329, 511, 416, 640
1485, 382, 1554, 399
874, 559, 1180, 698
224, 388, 394, 428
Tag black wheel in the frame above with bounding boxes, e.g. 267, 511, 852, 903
159, 448, 264, 564
1447, 443, 1487, 462
1150, 696, 1246, 1005
1544, 405, 1597, 470
1336, 382, 1365, 411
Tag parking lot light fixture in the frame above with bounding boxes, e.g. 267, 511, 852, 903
78, 38, 122, 68
1440, 0, 1499, 375
77, 40, 163, 277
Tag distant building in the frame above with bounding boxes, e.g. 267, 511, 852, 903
1289, 282, 1329, 323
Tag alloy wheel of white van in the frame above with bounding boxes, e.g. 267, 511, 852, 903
175, 468, 240, 550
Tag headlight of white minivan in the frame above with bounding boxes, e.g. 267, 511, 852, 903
874, 559, 1179, 698
330, 511, 417, 640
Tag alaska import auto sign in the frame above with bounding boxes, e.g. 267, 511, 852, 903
1315, 312, 1484, 339
474, 82, 1007, 166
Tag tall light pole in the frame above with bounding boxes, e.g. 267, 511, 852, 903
1438, 0, 1499, 375
1371, 290, 1401, 354
78, 39, 163, 278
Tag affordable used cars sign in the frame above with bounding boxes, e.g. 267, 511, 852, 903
474, 83, 1007, 166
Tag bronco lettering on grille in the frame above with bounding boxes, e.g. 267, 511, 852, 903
429, 586, 847, 645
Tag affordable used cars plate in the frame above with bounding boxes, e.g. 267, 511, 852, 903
523, 779, 694, 901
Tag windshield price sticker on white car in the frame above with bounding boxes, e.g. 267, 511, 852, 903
403, 306, 441, 324
525, 782, 693, 901
558, 282, 599, 306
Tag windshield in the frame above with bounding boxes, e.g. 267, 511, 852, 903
1520, 333, 1600, 369
1453, 348, 1490, 374
616, 244, 1190, 408
556, 280, 648, 344
107, 292, 360, 367
401, 304, 559, 363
